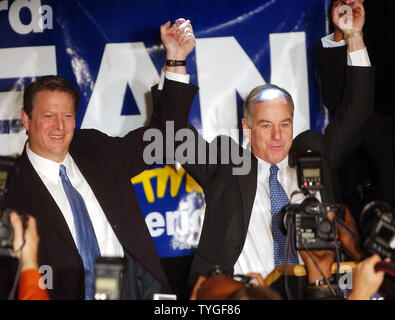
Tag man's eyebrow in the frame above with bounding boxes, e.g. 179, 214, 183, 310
256, 118, 292, 124
257, 119, 271, 124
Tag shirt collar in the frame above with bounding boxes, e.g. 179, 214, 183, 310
256, 155, 290, 183
26, 143, 72, 183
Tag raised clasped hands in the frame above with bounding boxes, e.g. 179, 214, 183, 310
332, 0, 365, 34
160, 18, 196, 61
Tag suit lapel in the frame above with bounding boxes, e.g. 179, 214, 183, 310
18, 151, 79, 254
236, 153, 258, 236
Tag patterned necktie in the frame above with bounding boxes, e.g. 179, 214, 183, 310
59, 164, 101, 300
269, 164, 299, 266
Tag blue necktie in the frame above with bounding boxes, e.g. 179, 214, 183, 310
269, 164, 298, 266
59, 164, 101, 300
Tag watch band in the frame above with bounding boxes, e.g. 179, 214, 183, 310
165, 60, 186, 67
344, 31, 363, 41
307, 276, 336, 287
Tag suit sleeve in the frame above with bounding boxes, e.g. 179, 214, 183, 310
151, 83, 238, 189
323, 65, 375, 169
313, 41, 347, 115
94, 79, 199, 178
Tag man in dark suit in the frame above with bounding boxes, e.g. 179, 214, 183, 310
4, 20, 196, 300
154, 1, 374, 289
314, 0, 395, 223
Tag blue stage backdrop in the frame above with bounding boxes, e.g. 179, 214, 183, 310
0, 0, 330, 258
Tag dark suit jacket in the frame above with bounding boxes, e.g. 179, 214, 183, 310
154, 66, 375, 287
5, 79, 198, 300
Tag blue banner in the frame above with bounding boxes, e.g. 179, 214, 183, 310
1, 0, 329, 258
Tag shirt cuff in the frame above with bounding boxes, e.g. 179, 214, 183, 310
321, 33, 371, 67
321, 33, 346, 48
158, 69, 190, 90
347, 48, 371, 67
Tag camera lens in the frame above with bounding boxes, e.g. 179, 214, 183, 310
318, 221, 332, 234
0, 224, 11, 245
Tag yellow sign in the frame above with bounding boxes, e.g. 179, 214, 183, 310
131, 165, 203, 203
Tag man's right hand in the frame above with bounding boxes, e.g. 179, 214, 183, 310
160, 18, 195, 73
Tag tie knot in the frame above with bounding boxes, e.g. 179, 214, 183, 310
270, 164, 279, 178
59, 164, 67, 178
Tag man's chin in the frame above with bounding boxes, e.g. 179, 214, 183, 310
267, 154, 287, 165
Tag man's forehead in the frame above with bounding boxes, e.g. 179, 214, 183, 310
33, 90, 75, 107
256, 87, 288, 103
252, 97, 293, 115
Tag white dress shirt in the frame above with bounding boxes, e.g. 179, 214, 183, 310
27, 145, 124, 257
233, 156, 314, 277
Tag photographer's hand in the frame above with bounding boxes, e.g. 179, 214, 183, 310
10, 212, 39, 272
348, 254, 386, 300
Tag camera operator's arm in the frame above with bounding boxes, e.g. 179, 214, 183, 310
336, 207, 364, 261
10, 212, 50, 300
299, 249, 335, 285
348, 254, 386, 300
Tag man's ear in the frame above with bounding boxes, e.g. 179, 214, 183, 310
21, 109, 30, 132
241, 118, 250, 138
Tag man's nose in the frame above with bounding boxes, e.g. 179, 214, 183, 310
54, 115, 64, 130
272, 126, 281, 140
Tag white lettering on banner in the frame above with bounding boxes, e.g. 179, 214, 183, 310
80, 42, 160, 137
0, 46, 56, 78
4, 0, 53, 34
0, 92, 26, 156
0, 46, 56, 156
145, 192, 205, 250
269, 32, 310, 137
0, 0, 8, 12
195, 37, 266, 144
145, 212, 166, 237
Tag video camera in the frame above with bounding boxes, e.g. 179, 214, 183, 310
278, 151, 345, 250
0, 156, 21, 257
360, 201, 394, 261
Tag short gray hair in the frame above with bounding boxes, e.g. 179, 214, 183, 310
243, 84, 294, 125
